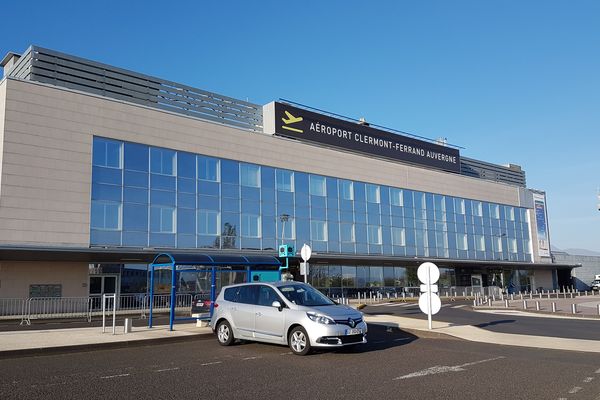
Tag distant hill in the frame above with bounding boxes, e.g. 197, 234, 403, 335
553, 245, 600, 256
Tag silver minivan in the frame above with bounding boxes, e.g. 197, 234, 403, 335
210, 281, 367, 355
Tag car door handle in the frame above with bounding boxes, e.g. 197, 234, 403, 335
255, 312, 262, 317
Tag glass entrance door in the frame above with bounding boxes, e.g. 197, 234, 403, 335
471, 274, 483, 295
89, 275, 119, 309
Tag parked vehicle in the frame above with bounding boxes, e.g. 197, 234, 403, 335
591, 279, 600, 291
210, 281, 367, 355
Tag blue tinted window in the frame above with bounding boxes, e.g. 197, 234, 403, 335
241, 214, 261, 237
198, 155, 219, 181
150, 206, 175, 233
198, 210, 220, 235
339, 180, 353, 200
150, 148, 175, 175
309, 175, 326, 196
221, 160, 239, 184
177, 208, 196, 234
124, 142, 148, 171
123, 203, 148, 231
123, 187, 148, 204
276, 169, 294, 192
124, 171, 148, 188
91, 201, 121, 230
340, 223, 355, 243
177, 152, 196, 179
311, 220, 327, 241
366, 184, 380, 203
93, 137, 122, 168
92, 183, 121, 201
92, 166, 122, 185
240, 164, 260, 187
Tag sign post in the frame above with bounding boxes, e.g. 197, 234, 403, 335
417, 262, 441, 330
300, 244, 312, 283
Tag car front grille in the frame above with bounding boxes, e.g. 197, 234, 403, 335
340, 334, 364, 344
334, 317, 363, 327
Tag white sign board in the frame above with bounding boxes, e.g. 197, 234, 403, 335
418, 293, 441, 315
300, 243, 312, 262
417, 262, 440, 284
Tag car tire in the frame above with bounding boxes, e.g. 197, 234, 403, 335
289, 326, 311, 356
216, 320, 235, 346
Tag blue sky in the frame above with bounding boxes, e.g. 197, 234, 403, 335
2, 0, 599, 251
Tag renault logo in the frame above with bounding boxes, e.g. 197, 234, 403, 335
348, 318, 355, 328
281, 110, 303, 133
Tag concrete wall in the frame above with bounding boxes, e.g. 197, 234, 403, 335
533, 269, 554, 290
554, 252, 600, 290
0, 261, 89, 298
0, 78, 529, 248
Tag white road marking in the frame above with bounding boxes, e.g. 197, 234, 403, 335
583, 377, 594, 383
393, 356, 505, 380
242, 356, 261, 360
155, 367, 180, 372
280, 352, 293, 355
452, 305, 466, 309
201, 361, 223, 366
568, 386, 583, 394
100, 374, 130, 379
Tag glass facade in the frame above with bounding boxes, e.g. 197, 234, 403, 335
91, 137, 532, 262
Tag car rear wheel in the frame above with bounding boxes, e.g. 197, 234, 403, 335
216, 320, 234, 346
289, 326, 311, 356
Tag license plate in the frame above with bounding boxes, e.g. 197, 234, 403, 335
346, 328, 362, 335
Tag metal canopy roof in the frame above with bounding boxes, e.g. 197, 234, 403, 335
151, 252, 281, 266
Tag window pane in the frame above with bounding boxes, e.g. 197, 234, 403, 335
124, 142, 148, 171
390, 188, 403, 206
368, 225, 382, 244
93, 137, 122, 168
311, 220, 327, 241
340, 180, 353, 201
150, 206, 175, 233
457, 233, 468, 250
91, 201, 121, 230
242, 214, 261, 237
309, 175, 326, 196
366, 184, 380, 203
197, 156, 220, 181
150, 148, 175, 175
340, 222, 355, 242
391, 227, 405, 246
276, 169, 294, 192
240, 164, 260, 187
198, 210, 220, 235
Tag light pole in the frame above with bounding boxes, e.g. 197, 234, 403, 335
279, 214, 293, 281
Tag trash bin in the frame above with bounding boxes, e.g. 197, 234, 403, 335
124, 318, 132, 334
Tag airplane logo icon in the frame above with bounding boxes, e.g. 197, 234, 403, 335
281, 110, 303, 133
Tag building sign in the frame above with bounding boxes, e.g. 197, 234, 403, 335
532, 192, 550, 257
270, 102, 461, 173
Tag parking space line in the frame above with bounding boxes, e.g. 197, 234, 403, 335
100, 374, 130, 379
156, 367, 180, 372
201, 361, 222, 366
568, 387, 582, 394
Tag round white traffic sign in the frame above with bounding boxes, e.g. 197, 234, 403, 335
417, 262, 440, 285
300, 243, 312, 262
418, 292, 441, 315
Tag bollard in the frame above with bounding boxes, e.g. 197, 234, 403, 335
523, 300, 527, 310
488, 298, 492, 307
535, 301, 540, 311
539, 292, 542, 299
552, 302, 556, 312
570, 292, 573, 299
520, 294, 523, 300
510, 294, 514, 301
597, 304, 600, 316
572, 304, 577, 314
504, 299, 509, 308
529, 292, 533, 300
473, 299, 477, 307
124, 318, 132, 334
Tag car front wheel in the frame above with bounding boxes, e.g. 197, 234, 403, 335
289, 326, 311, 356
216, 320, 234, 346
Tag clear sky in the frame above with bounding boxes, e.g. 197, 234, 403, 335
2, 0, 599, 252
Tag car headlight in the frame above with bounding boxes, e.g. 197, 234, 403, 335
307, 312, 335, 325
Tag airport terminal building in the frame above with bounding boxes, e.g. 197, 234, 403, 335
0, 46, 575, 301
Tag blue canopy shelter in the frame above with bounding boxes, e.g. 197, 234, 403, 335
149, 253, 281, 331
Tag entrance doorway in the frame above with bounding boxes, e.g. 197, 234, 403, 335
471, 274, 483, 295
89, 274, 119, 309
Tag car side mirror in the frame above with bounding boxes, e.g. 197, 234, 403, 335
272, 300, 283, 311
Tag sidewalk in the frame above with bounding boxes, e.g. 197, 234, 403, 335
474, 293, 600, 318
0, 322, 212, 358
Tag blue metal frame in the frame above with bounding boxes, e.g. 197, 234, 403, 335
149, 253, 281, 331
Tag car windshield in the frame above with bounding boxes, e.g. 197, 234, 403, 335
278, 284, 335, 306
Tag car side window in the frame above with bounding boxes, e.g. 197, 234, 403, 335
256, 285, 280, 307
236, 285, 258, 304
223, 287, 236, 301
